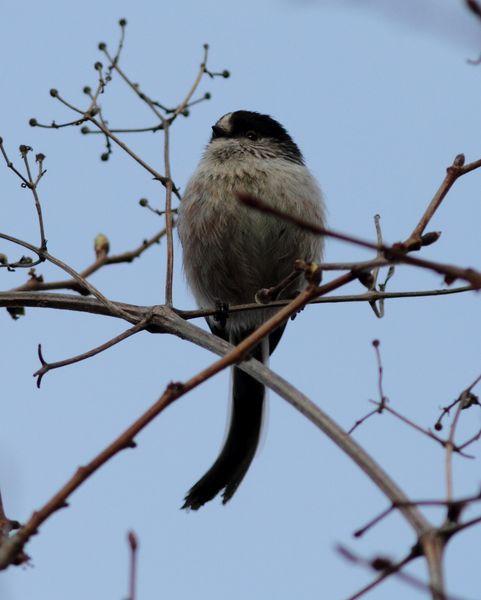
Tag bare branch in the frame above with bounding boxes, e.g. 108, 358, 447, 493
0, 232, 132, 321
0, 141, 47, 251
343, 549, 419, 600
355, 489, 481, 539
338, 545, 465, 600
33, 314, 152, 388
11, 227, 167, 294
0, 277, 431, 567
176, 284, 473, 319
238, 177, 481, 289
445, 375, 481, 502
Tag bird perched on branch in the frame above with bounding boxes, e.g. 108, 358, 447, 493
178, 110, 325, 509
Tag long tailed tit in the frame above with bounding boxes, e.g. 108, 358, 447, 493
178, 111, 325, 509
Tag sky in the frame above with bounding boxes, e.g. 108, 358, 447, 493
1, 1, 481, 599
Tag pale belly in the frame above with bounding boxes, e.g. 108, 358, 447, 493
178, 160, 324, 331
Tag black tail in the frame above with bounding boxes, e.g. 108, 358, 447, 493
182, 355, 265, 509
182, 321, 288, 510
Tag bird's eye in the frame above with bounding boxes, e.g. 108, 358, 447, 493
245, 131, 258, 141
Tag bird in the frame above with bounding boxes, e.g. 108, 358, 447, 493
177, 110, 325, 509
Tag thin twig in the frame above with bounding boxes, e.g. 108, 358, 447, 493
348, 339, 388, 434
175, 285, 473, 319
127, 530, 138, 600
82, 123, 164, 134
162, 123, 174, 305
369, 214, 385, 318
338, 545, 466, 600
238, 193, 481, 289
444, 374, 481, 501
435, 374, 481, 431
11, 227, 167, 294
343, 550, 418, 600
405, 153, 468, 245
0, 232, 132, 321
0, 270, 432, 569
379, 403, 472, 458
0, 141, 47, 251
33, 314, 152, 387
168, 44, 209, 123
354, 490, 481, 538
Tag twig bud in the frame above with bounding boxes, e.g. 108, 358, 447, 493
127, 530, 138, 551
304, 262, 322, 285
94, 233, 110, 258
0, 253, 7, 265
420, 231, 441, 247
371, 557, 392, 571
461, 392, 479, 409
453, 153, 465, 167
19, 145, 32, 158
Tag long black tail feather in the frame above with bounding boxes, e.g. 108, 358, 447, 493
182, 325, 285, 510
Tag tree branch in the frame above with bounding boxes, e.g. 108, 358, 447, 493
0, 277, 431, 568
11, 227, 167, 294
33, 314, 152, 388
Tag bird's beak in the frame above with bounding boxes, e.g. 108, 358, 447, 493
211, 125, 226, 139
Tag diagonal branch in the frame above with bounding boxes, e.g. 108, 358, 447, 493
238, 193, 481, 289
11, 227, 167, 294
0, 273, 431, 569
0, 232, 132, 321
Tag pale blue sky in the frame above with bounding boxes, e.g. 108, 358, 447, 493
1, 1, 481, 599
